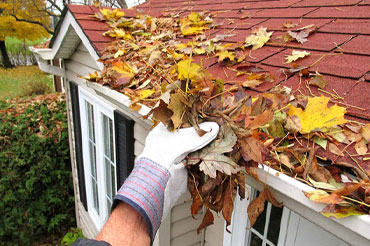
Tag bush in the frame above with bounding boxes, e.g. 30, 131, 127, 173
0, 93, 75, 245
20, 80, 52, 97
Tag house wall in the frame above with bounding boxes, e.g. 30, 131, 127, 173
63, 41, 224, 245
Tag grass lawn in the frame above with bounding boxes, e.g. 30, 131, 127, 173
0, 66, 53, 100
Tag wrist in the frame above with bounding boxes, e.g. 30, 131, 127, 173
113, 158, 170, 242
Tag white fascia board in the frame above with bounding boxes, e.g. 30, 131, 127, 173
30, 10, 103, 71
86, 81, 152, 127
247, 165, 370, 245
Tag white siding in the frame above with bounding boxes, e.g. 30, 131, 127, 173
204, 213, 225, 246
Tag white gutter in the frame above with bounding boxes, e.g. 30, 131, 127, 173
247, 165, 370, 246
86, 80, 370, 246
29, 46, 65, 77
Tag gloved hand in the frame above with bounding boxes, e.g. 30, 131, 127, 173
114, 122, 219, 243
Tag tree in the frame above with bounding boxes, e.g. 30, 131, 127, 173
0, 0, 130, 68
0, 0, 51, 68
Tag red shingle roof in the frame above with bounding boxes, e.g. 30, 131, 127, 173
66, 0, 370, 172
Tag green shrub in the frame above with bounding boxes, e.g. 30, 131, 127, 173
20, 80, 52, 97
61, 228, 85, 246
0, 93, 75, 245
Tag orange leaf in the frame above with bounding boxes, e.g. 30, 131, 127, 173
197, 209, 214, 234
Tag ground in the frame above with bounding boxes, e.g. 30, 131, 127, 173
0, 65, 53, 99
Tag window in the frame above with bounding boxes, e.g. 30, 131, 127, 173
79, 88, 116, 229
245, 190, 286, 246
223, 185, 289, 246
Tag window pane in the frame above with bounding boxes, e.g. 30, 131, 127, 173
109, 118, 114, 161
105, 158, 112, 200
92, 179, 99, 215
86, 102, 95, 142
102, 114, 114, 162
250, 233, 263, 246
111, 163, 116, 196
267, 205, 283, 245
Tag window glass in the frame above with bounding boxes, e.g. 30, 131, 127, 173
102, 114, 116, 215
267, 205, 283, 244
250, 233, 263, 246
86, 101, 99, 215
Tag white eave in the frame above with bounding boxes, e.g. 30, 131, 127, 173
30, 8, 104, 76
88, 80, 370, 246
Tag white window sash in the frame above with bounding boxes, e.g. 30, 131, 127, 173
79, 87, 116, 230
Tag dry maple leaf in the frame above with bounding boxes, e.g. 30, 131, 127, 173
188, 125, 240, 178
285, 50, 310, 64
245, 27, 273, 50
288, 96, 347, 134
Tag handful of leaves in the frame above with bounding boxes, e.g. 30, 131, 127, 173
85, 8, 370, 233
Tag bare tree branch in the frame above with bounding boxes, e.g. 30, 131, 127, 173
10, 14, 54, 34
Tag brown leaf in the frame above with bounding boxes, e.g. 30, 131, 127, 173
191, 194, 203, 217
328, 143, 344, 157
309, 74, 326, 89
237, 172, 246, 199
222, 179, 235, 232
201, 178, 217, 196
197, 209, 214, 234
344, 128, 362, 142
151, 100, 173, 126
247, 190, 266, 227
361, 124, 370, 142
239, 136, 264, 163
248, 110, 273, 130
355, 139, 368, 155
263, 187, 282, 208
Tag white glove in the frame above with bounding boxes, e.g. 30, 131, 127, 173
115, 122, 219, 242
139, 122, 219, 168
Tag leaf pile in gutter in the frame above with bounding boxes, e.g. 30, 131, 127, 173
85, 8, 370, 232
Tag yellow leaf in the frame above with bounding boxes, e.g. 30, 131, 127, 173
177, 58, 202, 82
285, 50, 310, 63
180, 12, 212, 36
114, 49, 126, 58
100, 8, 125, 20
217, 50, 235, 62
137, 89, 155, 99
168, 92, 187, 129
245, 27, 273, 50
112, 60, 136, 78
288, 96, 347, 134
108, 29, 133, 40
322, 205, 364, 219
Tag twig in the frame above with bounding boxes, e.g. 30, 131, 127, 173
332, 141, 355, 163
342, 196, 370, 208
330, 99, 366, 111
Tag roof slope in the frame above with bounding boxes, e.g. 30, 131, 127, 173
65, 1, 369, 173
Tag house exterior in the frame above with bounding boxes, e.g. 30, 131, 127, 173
31, 1, 370, 246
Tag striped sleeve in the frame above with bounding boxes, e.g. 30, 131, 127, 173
113, 158, 170, 243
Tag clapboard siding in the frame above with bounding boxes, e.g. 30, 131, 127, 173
70, 50, 100, 70
171, 229, 202, 246
170, 192, 202, 246
204, 212, 225, 246
78, 202, 99, 238
66, 60, 96, 78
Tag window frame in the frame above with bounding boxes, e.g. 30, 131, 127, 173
79, 87, 117, 230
